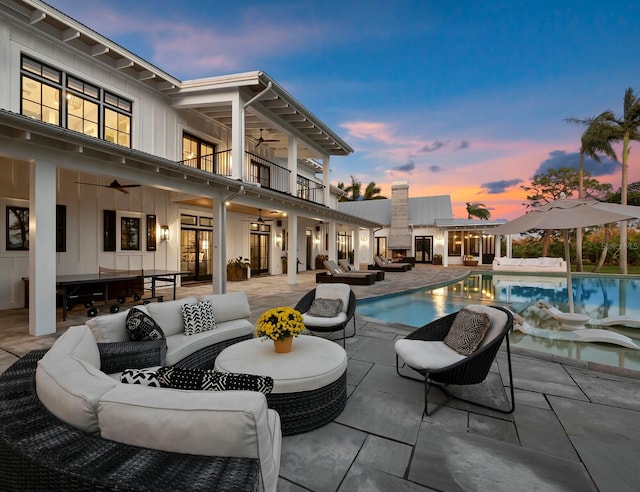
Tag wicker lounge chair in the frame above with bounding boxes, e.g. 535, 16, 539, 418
373, 256, 411, 271
394, 305, 515, 416
295, 283, 357, 348
338, 259, 385, 280
319, 260, 377, 285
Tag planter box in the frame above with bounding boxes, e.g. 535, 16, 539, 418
227, 266, 248, 281
463, 260, 478, 267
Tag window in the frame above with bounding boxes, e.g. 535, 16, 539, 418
448, 231, 462, 256
297, 176, 310, 200
375, 237, 387, 257
182, 134, 216, 172
20, 55, 132, 147
104, 92, 131, 147
121, 217, 140, 250
463, 231, 480, 256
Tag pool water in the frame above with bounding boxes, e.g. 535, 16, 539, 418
357, 273, 640, 372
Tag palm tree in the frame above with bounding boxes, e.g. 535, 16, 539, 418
363, 181, 386, 200
565, 111, 618, 271
608, 88, 640, 274
466, 202, 490, 220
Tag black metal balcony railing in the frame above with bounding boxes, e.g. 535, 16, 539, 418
180, 150, 232, 176
179, 150, 325, 204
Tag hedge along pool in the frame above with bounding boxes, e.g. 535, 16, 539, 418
356, 273, 640, 373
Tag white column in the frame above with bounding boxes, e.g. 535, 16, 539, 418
328, 221, 337, 262
287, 213, 298, 285
29, 160, 57, 336
212, 198, 225, 294
322, 155, 330, 205
287, 134, 297, 195
443, 231, 449, 267
231, 92, 243, 180
506, 235, 513, 257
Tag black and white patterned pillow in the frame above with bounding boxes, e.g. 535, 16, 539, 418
120, 368, 161, 387
307, 298, 344, 317
443, 308, 490, 356
126, 308, 165, 341
181, 300, 216, 336
155, 366, 273, 394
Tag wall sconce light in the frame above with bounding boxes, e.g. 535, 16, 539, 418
314, 237, 320, 245
276, 234, 283, 247
160, 225, 170, 241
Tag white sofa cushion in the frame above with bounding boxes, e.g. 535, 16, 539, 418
165, 319, 254, 366
146, 297, 198, 337
36, 326, 118, 434
86, 306, 149, 343
200, 291, 251, 323
394, 339, 466, 370
98, 384, 281, 492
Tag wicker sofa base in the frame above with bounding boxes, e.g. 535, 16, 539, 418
267, 371, 347, 436
174, 333, 255, 369
0, 350, 260, 492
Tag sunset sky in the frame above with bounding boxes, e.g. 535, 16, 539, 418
46, 0, 640, 219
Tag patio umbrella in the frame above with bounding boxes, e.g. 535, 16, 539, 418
489, 197, 640, 314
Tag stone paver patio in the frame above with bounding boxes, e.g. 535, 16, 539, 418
1, 265, 639, 491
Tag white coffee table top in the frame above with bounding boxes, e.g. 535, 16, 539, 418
214, 335, 347, 394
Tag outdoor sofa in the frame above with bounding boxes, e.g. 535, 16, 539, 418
87, 291, 255, 369
492, 257, 566, 272
0, 292, 283, 491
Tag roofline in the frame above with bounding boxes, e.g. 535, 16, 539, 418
0, 109, 375, 227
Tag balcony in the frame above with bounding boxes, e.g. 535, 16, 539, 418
179, 150, 325, 205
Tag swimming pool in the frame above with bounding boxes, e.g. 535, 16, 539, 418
357, 273, 640, 372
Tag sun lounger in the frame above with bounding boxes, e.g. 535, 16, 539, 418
339, 259, 385, 280
591, 316, 640, 329
536, 300, 591, 330
373, 256, 410, 272
512, 311, 639, 350
320, 260, 377, 285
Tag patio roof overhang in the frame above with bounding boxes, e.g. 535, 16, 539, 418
0, 110, 378, 229
435, 218, 508, 230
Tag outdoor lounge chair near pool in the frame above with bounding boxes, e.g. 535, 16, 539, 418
394, 304, 515, 416
338, 259, 385, 281
536, 300, 591, 330
373, 256, 410, 272
592, 316, 640, 329
319, 261, 377, 285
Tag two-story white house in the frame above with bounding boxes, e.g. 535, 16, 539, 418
0, 0, 380, 335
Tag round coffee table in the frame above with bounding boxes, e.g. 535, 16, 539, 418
214, 335, 348, 435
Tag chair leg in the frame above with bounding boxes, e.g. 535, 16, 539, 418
439, 336, 515, 415
395, 337, 516, 416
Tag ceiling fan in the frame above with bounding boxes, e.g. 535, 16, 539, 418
74, 179, 141, 194
256, 209, 276, 223
255, 129, 278, 148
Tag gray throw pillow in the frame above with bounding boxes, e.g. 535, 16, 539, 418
126, 308, 165, 341
307, 298, 344, 318
443, 308, 490, 356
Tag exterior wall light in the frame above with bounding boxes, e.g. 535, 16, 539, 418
160, 225, 170, 241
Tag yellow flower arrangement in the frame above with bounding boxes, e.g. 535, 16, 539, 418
255, 306, 305, 341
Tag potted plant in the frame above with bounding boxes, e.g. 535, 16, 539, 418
227, 256, 250, 281
433, 253, 443, 265
315, 254, 328, 270
463, 254, 478, 266
255, 306, 305, 353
